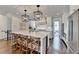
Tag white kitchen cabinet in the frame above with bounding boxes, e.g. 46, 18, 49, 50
68, 9, 79, 53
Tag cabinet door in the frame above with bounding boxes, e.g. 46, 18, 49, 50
68, 17, 73, 41
68, 10, 79, 53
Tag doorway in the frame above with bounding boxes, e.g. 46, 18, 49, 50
53, 20, 60, 50
48, 17, 67, 54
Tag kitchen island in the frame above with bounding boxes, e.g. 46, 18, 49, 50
11, 30, 50, 54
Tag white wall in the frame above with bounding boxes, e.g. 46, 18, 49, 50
0, 13, 22, 39
0, 15, 7, 39
12, 15, 30, 32
61, 13, 69, 40
0, 13, 27, 39
12, 16, 21, 31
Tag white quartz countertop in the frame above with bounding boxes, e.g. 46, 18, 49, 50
11, 30, 50, 39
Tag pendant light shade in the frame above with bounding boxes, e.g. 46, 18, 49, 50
33, 5, 43, 21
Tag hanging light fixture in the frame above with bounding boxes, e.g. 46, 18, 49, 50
33, 5, 43, 21
21, 9, 29, 22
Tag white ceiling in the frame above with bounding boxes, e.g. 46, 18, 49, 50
0, 5, 69, 17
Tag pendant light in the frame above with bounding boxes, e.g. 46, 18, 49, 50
21, 9, 29, 22
33, 5, 43, 21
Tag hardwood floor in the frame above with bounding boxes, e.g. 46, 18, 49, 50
0, 40, 22, 54
0, 40, 12, 54
0, 39, 67, 54
47, 31, 67, 54
48, 39, 67, 54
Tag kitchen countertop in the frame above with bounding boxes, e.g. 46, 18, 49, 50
11, 30, 50, 39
